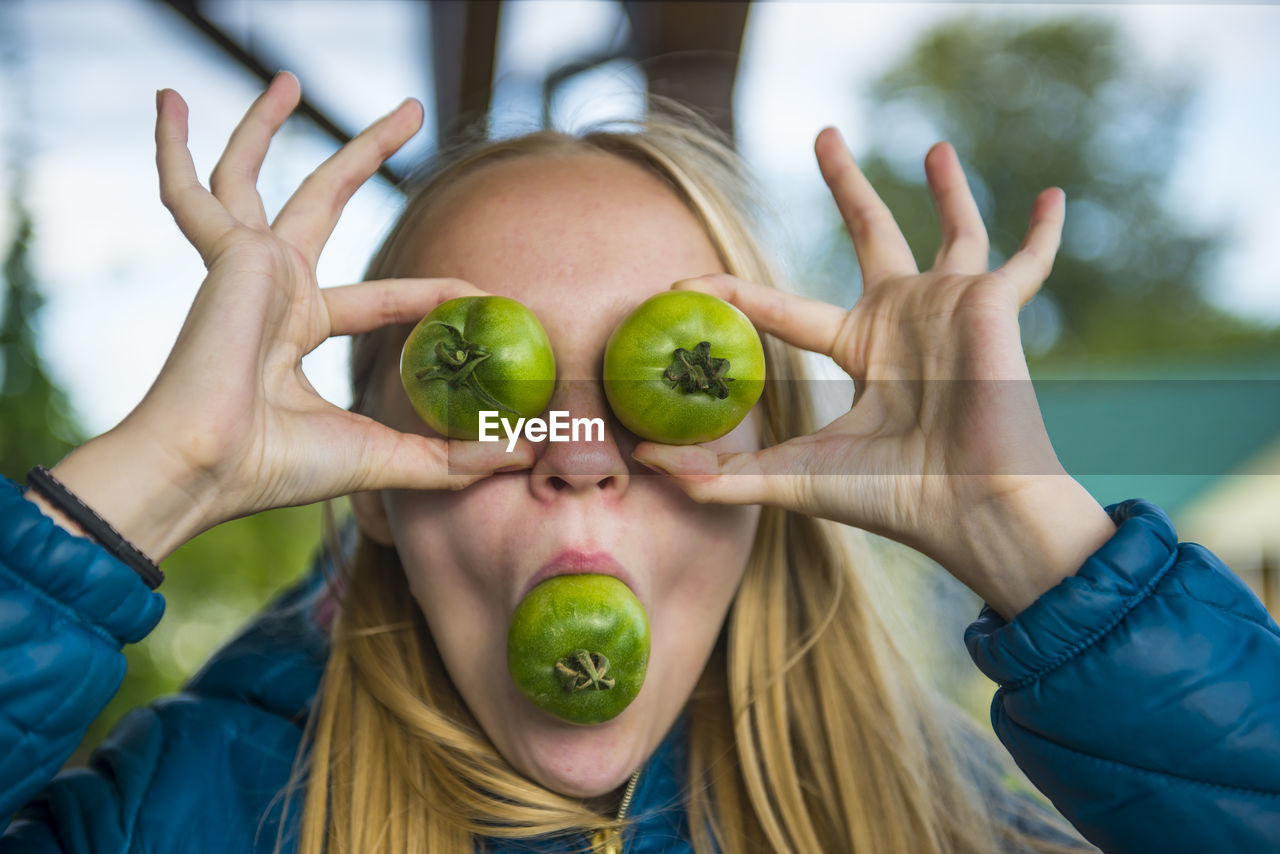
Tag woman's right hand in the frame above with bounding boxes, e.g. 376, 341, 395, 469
35, 73, 531, 562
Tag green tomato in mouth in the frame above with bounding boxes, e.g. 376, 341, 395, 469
400, 295, 556, 440
603, 289, 765, 445
507, 574, 650, 725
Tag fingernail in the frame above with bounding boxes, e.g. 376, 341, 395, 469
494, 463, 531, 474
155, 89, 163, 112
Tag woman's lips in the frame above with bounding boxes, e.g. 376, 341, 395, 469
522, 549, 636, 600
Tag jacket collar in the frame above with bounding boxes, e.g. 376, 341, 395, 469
480, 715, 693, 853
617, 713, 694, 853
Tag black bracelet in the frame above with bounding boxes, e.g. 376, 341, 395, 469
25, 465, 165, 590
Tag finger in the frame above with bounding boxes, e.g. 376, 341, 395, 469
996, 187, 1067, 305
814, 126, 917, 285
632, 444, 765, 503
322, 277, 489, 337
348, 420, 536, 493
273, 98, 424, 265
445, 436, 537, 479
631, 443, 805, 509
673, 274, 847, 358
155, 89, 238, 260
209, 71, 302, 228
924, 142, 990, 273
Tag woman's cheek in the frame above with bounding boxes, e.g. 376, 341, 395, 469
388, 488, 494, 602
661, 503, 759, 607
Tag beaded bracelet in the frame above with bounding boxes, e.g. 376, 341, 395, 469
25, 465, 165, 590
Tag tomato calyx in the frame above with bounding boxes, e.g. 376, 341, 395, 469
413, 321, 518, 415
663, 340, 735, 400
555, 649, 616, 692
508, 574, 649, 724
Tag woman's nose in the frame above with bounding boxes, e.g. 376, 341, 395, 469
528, 380, 633, 499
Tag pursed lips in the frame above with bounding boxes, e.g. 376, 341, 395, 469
521, 549, 638, 602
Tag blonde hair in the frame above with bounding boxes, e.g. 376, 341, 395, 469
276, 108, 1089, 853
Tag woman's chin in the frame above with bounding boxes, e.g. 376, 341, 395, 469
505, 703, 648, 799
529, 758, 632, 800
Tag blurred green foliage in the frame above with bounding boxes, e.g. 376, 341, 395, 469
811, 14, 1280, 363
806, 13, 1280, 724
78, 501, 326, 754
1, 199, 84, 477
1, 164, 327, 763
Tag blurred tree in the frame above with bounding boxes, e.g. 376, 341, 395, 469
808, 13, 1280, 725
0, 198, 86, 477
1, 182, 326, 758
0, 10, 327, 767
814, 14, 1278, 361
0, 0, 82, 476
79, 501, 327, 753
5, 199, 327, 761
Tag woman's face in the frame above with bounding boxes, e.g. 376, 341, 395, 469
358, 151, 762, 799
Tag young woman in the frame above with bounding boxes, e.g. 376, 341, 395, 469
3, 72, 1276, 853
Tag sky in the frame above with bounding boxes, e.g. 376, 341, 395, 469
1, 0, 1277, 437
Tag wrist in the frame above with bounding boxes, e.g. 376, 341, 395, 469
936, 475, 1117, 620
26, 423, 223, 563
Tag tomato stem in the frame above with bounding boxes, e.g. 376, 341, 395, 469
414, 321, 518, 415
555, 650, 616, 692
663, 340, 734, 399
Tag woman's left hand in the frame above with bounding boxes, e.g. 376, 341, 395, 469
633, 129, 1115, 619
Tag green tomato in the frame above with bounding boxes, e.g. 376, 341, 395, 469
603, 290, 765, 445
507, 574, 650, 726
400, 296, 556, 440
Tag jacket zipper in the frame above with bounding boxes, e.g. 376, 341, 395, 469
589, 766, 642, 854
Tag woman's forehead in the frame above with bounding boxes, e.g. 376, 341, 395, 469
401, 152, 726, 313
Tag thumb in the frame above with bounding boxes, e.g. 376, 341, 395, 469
354, 427, 536, 493
632, 444, 776, 506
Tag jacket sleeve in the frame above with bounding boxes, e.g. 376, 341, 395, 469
0, 477, 165, 841
965, 499, 1280, 854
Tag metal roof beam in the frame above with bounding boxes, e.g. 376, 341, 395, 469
624, 0, 750, 143
154, 0, 404, 186
430, 0, 501, 142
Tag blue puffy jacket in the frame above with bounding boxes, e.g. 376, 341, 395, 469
2, 475, 1278, 853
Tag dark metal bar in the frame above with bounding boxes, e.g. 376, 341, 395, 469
155, 0, 405, 187
430, 0, 500, 142
623, 0, 750, 144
